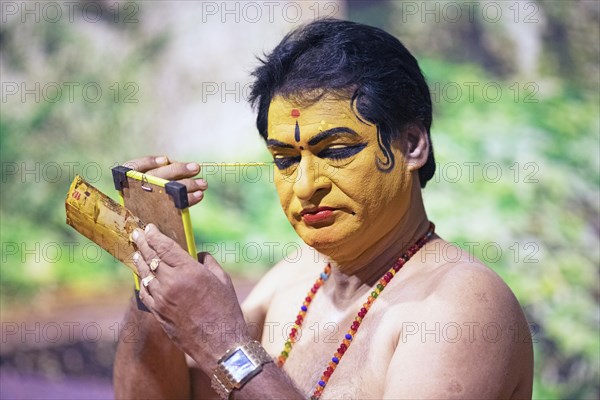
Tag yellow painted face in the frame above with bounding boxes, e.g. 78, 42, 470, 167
267, 95, 415, 260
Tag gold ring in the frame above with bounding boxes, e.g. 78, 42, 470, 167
141, 275, 155, 288
150, 258, 161, 272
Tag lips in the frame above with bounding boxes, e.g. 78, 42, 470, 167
300, 206, 337, 224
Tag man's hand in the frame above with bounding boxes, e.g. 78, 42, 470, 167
123, 155, 208, 206
114, 155, 211, 398
132, 223, 249, 375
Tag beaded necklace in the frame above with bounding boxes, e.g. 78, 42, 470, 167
277, 222, 435, 399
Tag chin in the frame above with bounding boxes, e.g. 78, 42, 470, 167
293, 222, 360, 257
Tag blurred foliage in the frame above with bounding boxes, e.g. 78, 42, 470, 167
1, 1, 598, 399
1, 2, 168, 302
418, 59, 599, 399
191, 164, 300, 276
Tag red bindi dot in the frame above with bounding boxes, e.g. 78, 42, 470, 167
291, 109, 300, 118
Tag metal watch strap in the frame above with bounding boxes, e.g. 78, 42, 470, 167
211, 340, 273, 400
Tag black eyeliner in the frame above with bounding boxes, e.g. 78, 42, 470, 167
317, 143, 367, 160
274, 156, 301, 170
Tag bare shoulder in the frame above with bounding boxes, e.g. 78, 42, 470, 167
426, 241, 525, 321
387, 239, 526, 321
412, 240, 532, 346
382, 240, 533, 399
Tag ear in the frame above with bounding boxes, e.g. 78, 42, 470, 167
404, 124, 429, 171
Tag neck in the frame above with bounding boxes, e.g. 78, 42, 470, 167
323, 181, 430, 306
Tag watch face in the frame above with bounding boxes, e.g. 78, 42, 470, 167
224, 349, 256, 382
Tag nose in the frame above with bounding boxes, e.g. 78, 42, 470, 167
292, 155, 332, 201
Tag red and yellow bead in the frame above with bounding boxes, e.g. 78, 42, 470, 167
277, 264, 331, 367
282, 224, 435, 399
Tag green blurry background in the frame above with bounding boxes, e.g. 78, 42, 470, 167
1, 1, 598, 398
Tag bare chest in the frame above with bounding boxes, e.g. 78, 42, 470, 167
261, 284, 401, 399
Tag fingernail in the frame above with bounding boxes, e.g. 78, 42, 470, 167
133, 252, 139, 262
145, 224, 152, 233
187, 163, 199, 171
155, 156, 167, 165
193, 191, 203, 199
195, 178, 206, 185
132, 230, 139, 241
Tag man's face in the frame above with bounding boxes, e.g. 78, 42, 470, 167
266, 95, 415, 259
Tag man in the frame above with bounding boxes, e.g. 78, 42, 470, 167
114, 19, 533, 399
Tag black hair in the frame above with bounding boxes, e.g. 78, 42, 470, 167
248, 19, 435, 188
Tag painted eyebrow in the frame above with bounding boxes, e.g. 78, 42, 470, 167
266, 139, 294, 149
267, 127, 359, 149
307, 127, 358, 146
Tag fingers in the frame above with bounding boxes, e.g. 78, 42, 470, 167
122, 157, 208, 207
139, 224, 193, 268
123, 155, 170, 172
147, 162, 200, 181
136, 227, 230, 296
132, 228, 163, 269
181, 177, 208, 191
178, 178, 208, 206
122, 156, 200, 181
133, 252, 158, 309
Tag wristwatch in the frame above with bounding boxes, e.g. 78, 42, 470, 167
211, 340, 273, 399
